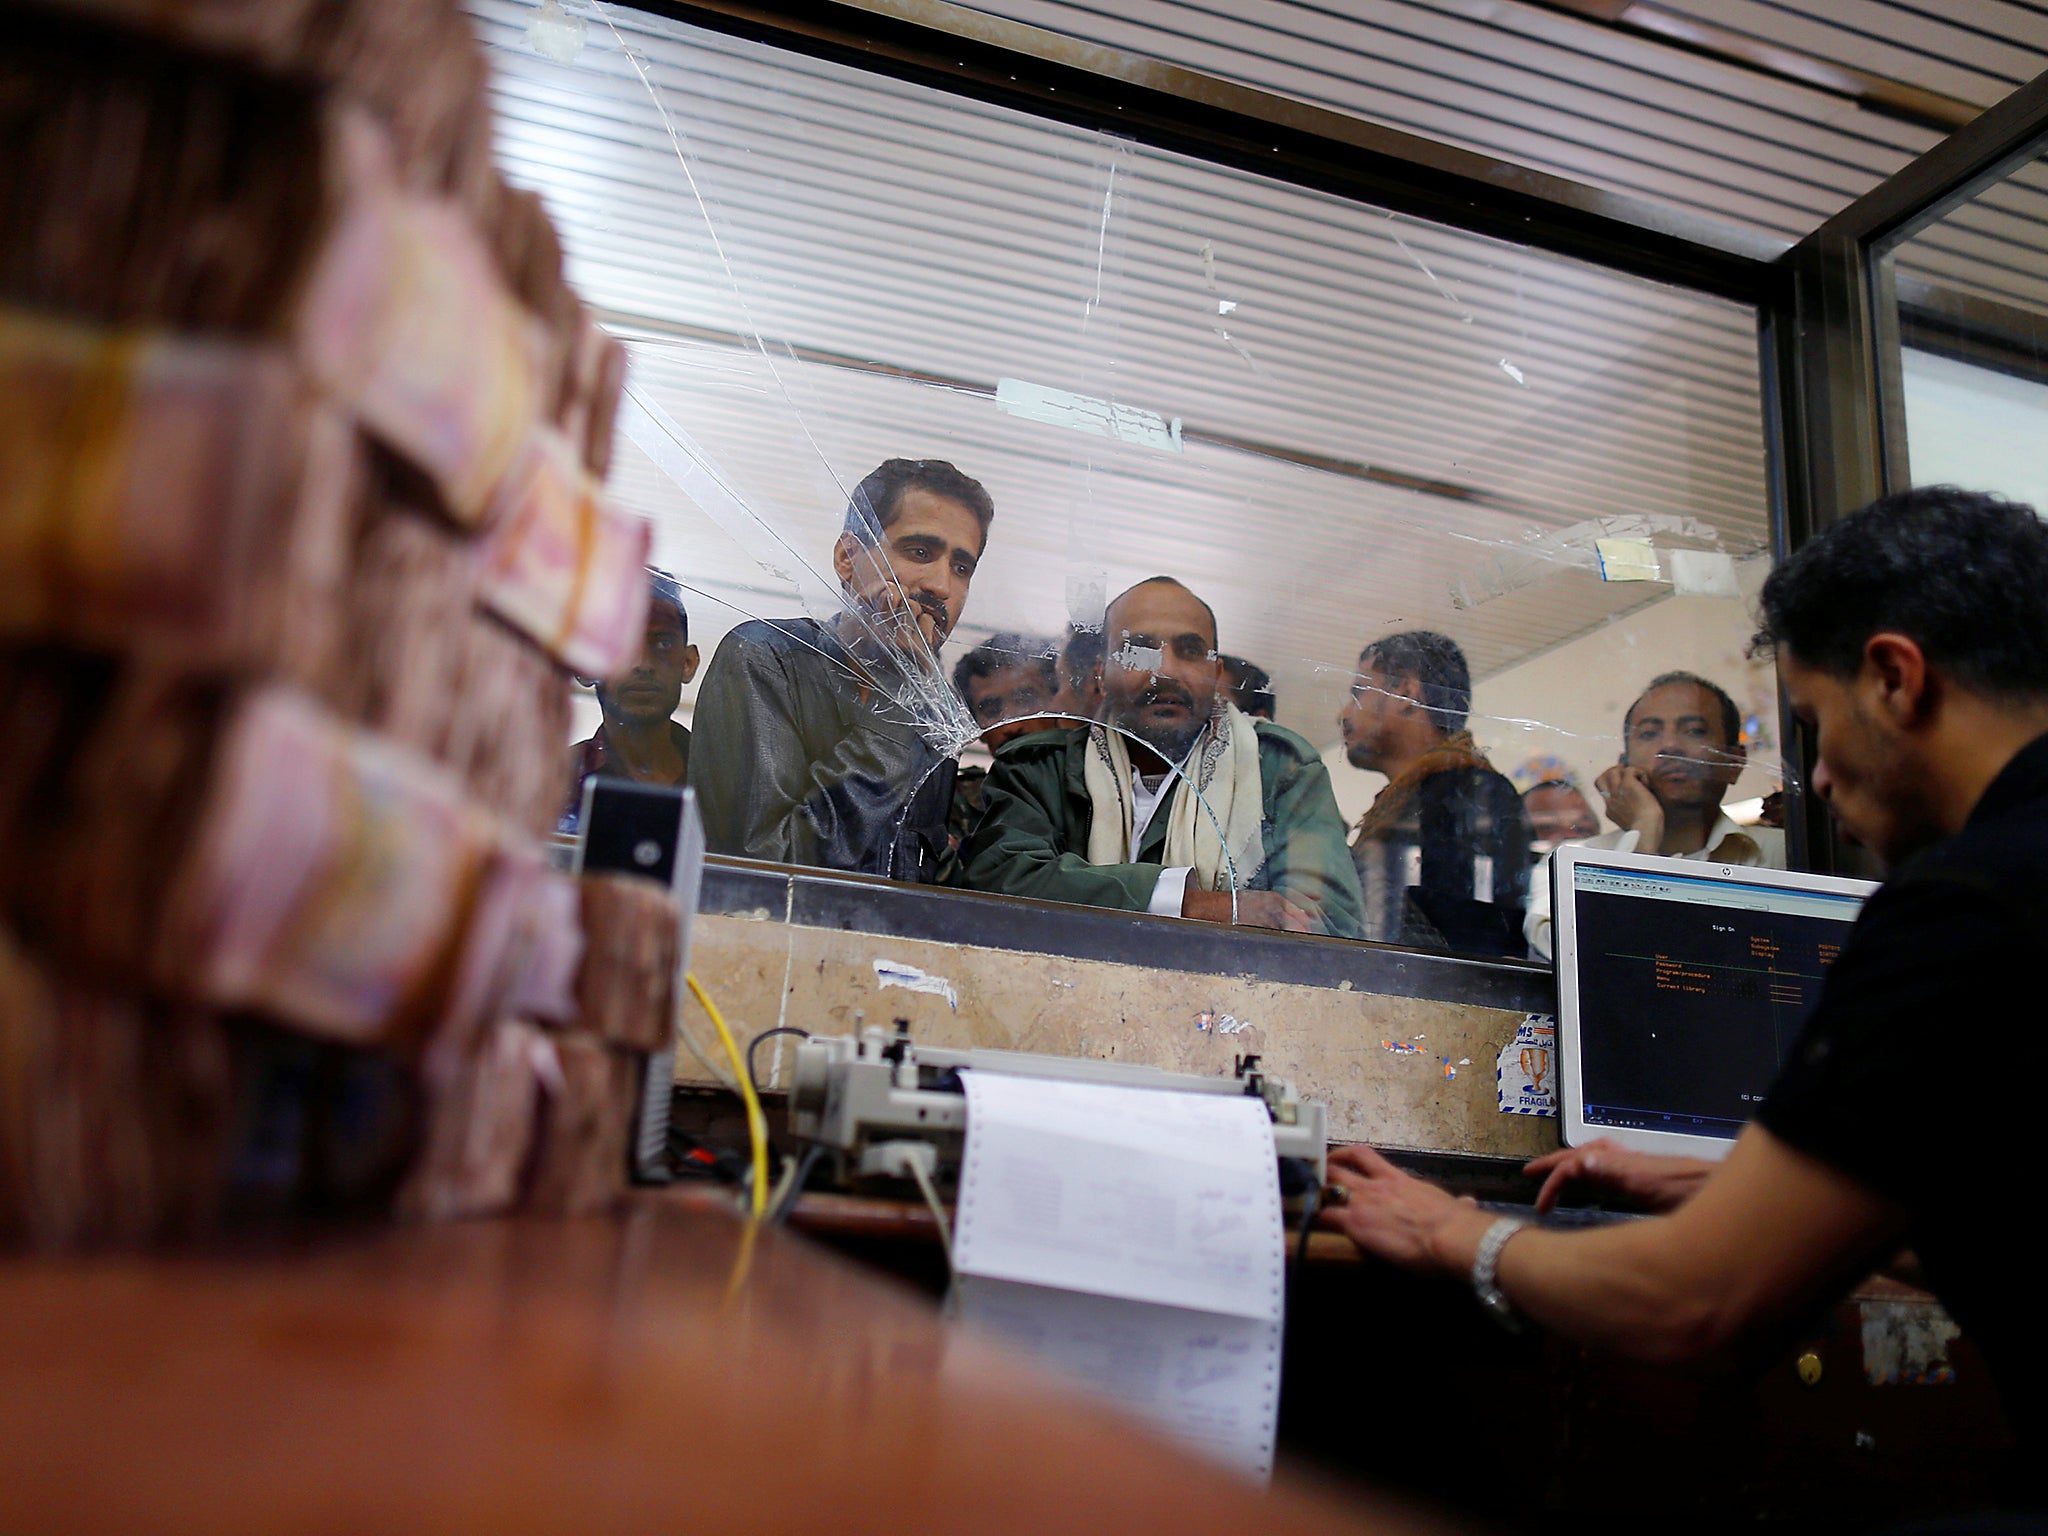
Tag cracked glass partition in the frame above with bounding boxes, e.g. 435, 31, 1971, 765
470, 0, 1785, 966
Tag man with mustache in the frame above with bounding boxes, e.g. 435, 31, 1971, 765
691, 458, 993, 881
957, 577, 1363, 937
558, 569, 699, 833
1523, 671, 1785, 960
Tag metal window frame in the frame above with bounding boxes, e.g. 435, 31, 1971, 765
622, 0, 2048, 877
1770, 70, 2048, 872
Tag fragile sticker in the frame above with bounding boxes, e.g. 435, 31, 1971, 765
1497, 1013, 1557, 1117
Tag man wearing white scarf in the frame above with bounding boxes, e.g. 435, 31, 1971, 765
956, 578, 1364, 938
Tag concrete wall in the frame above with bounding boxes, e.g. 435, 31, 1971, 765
678, 863, 1560, 1161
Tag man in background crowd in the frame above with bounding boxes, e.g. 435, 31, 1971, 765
1343, 630, 1529, 954
1322, 487, 2048, 1481
1525, 670, 1784, 959
1523, 778, 1601, 855
960, 578, 1363, 937
1052, 623, 1104, 723
1220, 655, 1276, 720
946, 633, 1058, 855
691, 458, 993, 882
559, 569, 697, 833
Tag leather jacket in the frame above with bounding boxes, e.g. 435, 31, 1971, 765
690, 617, 955, 882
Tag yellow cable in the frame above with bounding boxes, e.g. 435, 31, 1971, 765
686, 972, 769, 1222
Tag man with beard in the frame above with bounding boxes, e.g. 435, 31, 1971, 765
957, 577, 1363, 937
1342, 630, 1529, 953
1320, 488, 2048, 1491
559, 569, 698, 833
1523, 671, 1784, 960
691, 458, 992, 881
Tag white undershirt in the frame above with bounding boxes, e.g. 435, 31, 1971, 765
1131, 767, 1193, 917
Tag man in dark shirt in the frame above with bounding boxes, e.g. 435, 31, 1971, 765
558, 569, 697, 833
1342, 630, 1530, 953
1320, 488, 2048, 1472
690, 459, 992, 881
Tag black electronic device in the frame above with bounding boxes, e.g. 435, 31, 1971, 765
573, 778, 705, 1184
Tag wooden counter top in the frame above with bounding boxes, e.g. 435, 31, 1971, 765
0, 1193, 1446, 1536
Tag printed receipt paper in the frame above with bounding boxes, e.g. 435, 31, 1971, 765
951, 1072, 1285, 1478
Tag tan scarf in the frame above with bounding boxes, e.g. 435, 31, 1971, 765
1083, 700, 1267, 892
1350, 729, 1495, 845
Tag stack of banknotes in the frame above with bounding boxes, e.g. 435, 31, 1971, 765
1, 0, 680, 1247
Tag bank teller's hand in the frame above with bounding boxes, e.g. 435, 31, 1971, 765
1319, 1145, 1493, 1275
1522, 1138, 1715, 1215
1595, 764, 1665, 848
1181, 888, 1315, 933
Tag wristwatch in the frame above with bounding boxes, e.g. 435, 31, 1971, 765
1470, 1215, 1529, 1333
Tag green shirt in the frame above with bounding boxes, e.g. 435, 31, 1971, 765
954, 722, 1366, 940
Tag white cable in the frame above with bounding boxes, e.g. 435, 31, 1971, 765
907, 1156, 954, 1272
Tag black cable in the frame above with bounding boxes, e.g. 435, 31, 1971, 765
745, 1027, 810, 1095
769, 1143, 825, 1227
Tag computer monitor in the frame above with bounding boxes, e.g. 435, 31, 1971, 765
1551, 845, 1876, 1161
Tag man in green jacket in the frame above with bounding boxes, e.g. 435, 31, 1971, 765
957, 578, 1365, 939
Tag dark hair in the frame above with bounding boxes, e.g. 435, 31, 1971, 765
1754, 486, 2048, 700
844, 458, 995, 543
1106, 576, 1219, 648
648, 567, 688, 646
1625, 670, 1740, 749
1061, 623, 1105, 680
952, 633, 1057, 703
1360, 630, 1471, 734
1219, 655, 1275, 718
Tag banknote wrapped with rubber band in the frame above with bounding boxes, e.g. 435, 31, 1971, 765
3, 666, 234, 985
296, 107, 550, 530
3, 22, 583, 462
556, 308, 630, 481
445, 609, 575, 837
144, 687, 509, 1046
339, 484, 573, 835
524, 1032, 641, 1216
573, 873, 681, 1053
16, 0, 324, 72
0, 307, 356, 679
0, 14, 325, 331
0, 927, 239, 1249
441, 844, 584, 1044
397, 1017, 552, 1223
476, 425, 652, 678
24, 0, 495, 203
